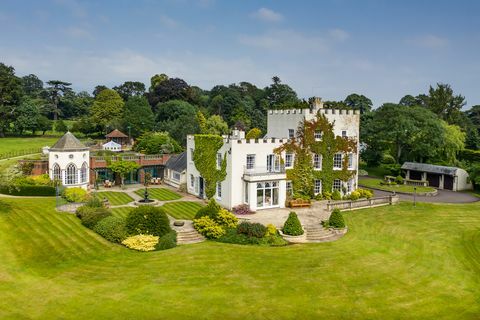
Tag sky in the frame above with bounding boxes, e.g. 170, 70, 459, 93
1, 0, 480, 107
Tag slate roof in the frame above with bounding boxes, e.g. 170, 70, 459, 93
106, 129, 128, 138
166, 152, 187, 173
401, 162, 459, 176
50, 132, 88, 151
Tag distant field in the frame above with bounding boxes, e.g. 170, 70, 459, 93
0, 137, 59, 155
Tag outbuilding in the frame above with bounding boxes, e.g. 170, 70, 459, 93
102, 140, 122, 152
164, 152, 187, 189
401, 162, 472, 191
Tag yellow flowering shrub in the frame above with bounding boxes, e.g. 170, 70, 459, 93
265, 224, 277, 236
122, 234, 159, 251
193, 216, 226, 239
215, 208, 238, 228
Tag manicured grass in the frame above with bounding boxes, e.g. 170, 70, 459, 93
359, 177, 435, 193
161, 201, 203, 220
0, 137, 60, 154
94, 191, 133, 206
134, 187, 182, 201
110, 206, 132, 218
0, 197, 479, 318
360, 165, 391, 178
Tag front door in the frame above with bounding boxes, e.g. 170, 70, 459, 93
199, 177, 204, 199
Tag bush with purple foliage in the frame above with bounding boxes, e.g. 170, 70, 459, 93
232, 204, 254, 215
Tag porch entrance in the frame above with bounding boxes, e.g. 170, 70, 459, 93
256, 181, 279, 209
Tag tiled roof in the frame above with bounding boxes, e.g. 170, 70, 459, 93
166, 152, 187, 173
401, 162, 459, 176
50, 132, 88, 151
106, 129, 128, 138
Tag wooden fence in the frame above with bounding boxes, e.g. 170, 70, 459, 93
0, 148, 42, 160
326, 195, 399, 211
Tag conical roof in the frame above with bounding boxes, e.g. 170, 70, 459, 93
106, 129, 128, 138
50, 132, 89, 151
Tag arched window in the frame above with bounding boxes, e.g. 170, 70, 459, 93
66, 163, 77, 185
53, 163, 61, 181
81, 162, 88, 183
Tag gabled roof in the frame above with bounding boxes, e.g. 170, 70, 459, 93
106, 129, 128, 138
103, 141, 121, 147
166, 152, 187, 173
401, 162, 459, 176
50, 132, 88, 151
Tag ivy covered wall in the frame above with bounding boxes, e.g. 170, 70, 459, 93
275, 112, 357, 198
193, 134, 227, 199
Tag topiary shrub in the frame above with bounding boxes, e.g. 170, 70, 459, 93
329, 208, 345, 229
215, 208, 238, 228
80, 207, 112, 229
62, 187, 88, 203
155, 231, 177, 250
93, 216, 127, 243
122, 234, 159, 251
237, 221, 267, 238
332, 190, 342, 200
232, 204, 254, 215
282, 212, 304, 236
193, 216, 225, 239
125, 206, 172, 237
194, 199, 221, 220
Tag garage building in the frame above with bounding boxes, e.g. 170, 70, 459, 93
401, 162, 472, 191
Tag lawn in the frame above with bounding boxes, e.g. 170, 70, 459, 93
161, 201, 203, 220
134, 187, 182, 201
94, 191, 134, 206
0, 197, 479, 318
359, 177, 435, 193
0, 136, 60, 155
110, 206, 132, 218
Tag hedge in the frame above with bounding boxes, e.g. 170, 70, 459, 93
0, 185, 56, 196
155, 231, 177, 250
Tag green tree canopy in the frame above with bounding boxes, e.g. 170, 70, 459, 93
264, 76, 299, 109
0, 63, 22, 137
344, 93, 373, 113
113, 81, 146, 101
89, 88, 125, 132
122, 96, 154, 137
155, 100, 199, 145
13, 98, 41, 134
108, 161, 140, 187
134, 131, 182, 155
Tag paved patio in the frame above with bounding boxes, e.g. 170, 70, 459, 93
236, 202, 330, 228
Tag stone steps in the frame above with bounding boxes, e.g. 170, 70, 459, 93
305, 226, 338, 242
176, 230, 205, 245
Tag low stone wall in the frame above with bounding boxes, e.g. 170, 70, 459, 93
326, 195, 399, 212
278, 229, 307, 243
56, 202, 83, 213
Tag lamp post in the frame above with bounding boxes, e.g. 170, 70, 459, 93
413, 187, 417, 207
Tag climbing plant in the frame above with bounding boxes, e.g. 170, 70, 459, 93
275, 112, 357, 198
193, 134, 227, 199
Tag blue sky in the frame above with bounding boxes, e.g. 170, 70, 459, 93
1, 0, 479, 107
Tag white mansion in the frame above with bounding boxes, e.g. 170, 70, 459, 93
187, 98, 360, 211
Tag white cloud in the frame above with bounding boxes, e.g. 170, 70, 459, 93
63, 26, 93, 39
250, 7, 283, 23
408, 34, 449, 49
159, 14, 179, 29
328, 28, 349, 42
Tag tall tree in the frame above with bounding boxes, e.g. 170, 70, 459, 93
264, 76, 299, 109
92, 85, 108, 97
147, 76, 192, 109
113, 81, 146, 101
89, 89, 125, 132
122, 96, 154, 137
13, 98, 41, 135
21, 74, 43, 98
0, 63, 22, 137
155, 100, 199, 145
344, 93, 373, 113
45, 80, 72, 120
424, 83, 466, 125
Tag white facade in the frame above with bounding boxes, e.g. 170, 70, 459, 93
186, 98, 361, 211
48, 132, 90, 190
164, 168, 187, 189
102, 140, 122, 152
